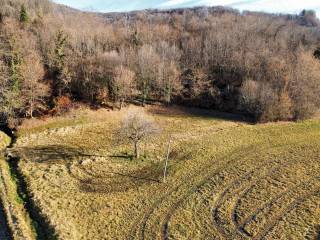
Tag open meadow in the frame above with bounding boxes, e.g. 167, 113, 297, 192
1, 1, 320, 239
8, 106, 320, 240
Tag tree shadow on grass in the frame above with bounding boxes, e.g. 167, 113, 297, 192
78, 163, 164, 194
16, 145, 103, 164
109, 153, 134, 161
15, 145, 164, 193
0, 201, 11, 240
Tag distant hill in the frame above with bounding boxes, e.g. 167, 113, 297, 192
100, 5, 320, 27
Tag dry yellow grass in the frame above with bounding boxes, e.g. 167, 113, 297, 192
0, 131, 35, 240
0, 131, 10, 150
11, 106, 320, 240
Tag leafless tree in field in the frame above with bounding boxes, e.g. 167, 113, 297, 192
118, 110, 161, 159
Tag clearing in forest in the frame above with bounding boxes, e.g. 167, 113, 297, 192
10, 106, 320, 240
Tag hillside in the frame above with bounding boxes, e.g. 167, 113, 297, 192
7, 106, 320, 239
0, 1, 320, 239
0, 0, 320, 127
0, 131, 10, 240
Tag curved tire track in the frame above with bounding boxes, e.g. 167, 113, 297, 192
128, 145, 258, 239
255, 188, 320, 240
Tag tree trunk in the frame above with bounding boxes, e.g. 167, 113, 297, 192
142, 82, 147, 107
134, 141, 140, 159
120, 99, 124, 110
142, 94, 146, 107
30, 102, 33, 118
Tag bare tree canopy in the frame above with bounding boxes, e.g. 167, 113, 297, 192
111, 65, 136, 109
118, 110, 161, 158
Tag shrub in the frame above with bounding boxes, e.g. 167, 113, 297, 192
52, 96, 73, 115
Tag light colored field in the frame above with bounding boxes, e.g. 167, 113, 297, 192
12, 106, 320, 240
0, 131, 35, 240
0, 131, 10, 240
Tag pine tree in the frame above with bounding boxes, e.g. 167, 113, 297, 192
52, 30, 70, 96
19, 5, 29, 23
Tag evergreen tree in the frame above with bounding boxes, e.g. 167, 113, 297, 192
52, 30, 71, 96
19, 5, 29, 23
0, 53, 23, 127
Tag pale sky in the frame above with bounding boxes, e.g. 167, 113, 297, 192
52, 0, 320, 17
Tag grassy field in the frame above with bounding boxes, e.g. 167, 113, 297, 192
0, 131, 11, 240
11, 106, 320, 240
0, 131, 36, 240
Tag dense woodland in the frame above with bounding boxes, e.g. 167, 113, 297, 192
0, 0, 320, 126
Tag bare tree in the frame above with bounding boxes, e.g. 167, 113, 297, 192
138, 45, 159, 105
111, 65, 136, 110
156, 42, 182, 104
21, 53, 49, 118
162, 62, 181, 104
289, 52, 320, 119
118, 110, 161, 159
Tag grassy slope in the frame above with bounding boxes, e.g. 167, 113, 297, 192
0, 132, 10, 150
0, 131, 35, 240
0, 131, 11, 240
13, 106, 320, 240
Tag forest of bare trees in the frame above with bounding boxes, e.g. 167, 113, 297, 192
0, 0, 320, 126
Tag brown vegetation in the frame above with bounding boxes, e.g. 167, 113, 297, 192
10, 106, 320, 239
118, 110, 161, 158
0, 0, 320, 127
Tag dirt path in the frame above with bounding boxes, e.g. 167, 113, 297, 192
0, 202, 10, 240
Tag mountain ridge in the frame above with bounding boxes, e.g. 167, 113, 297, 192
52, 0, 320, 17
